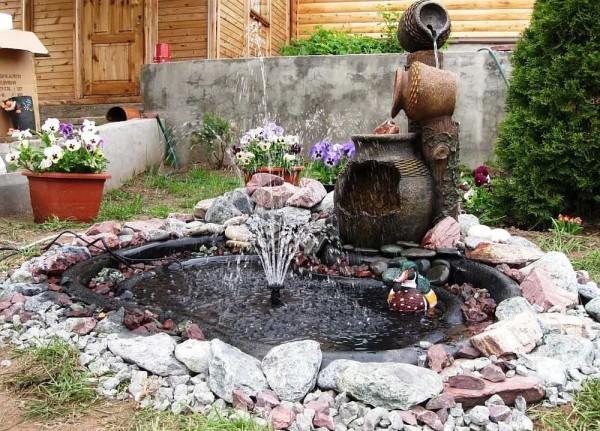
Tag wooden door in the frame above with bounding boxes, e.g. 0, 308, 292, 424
82, 0, 145, 96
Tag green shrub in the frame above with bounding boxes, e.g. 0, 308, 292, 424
491, 0, 600, 228
191, 113, 233, 169
281, 10, 402, 56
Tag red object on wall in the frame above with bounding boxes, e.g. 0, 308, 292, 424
153, 43, 171, 63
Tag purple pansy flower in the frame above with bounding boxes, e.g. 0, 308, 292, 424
310, 140, 330, 161
59, 122, 74, 139
341, 141, 356, 159
324, 150, 341, 168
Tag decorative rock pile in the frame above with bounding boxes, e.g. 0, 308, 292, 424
1, 177, 600, 430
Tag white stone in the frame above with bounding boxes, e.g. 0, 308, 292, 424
490, 228, 511, 243
317, 359, 354, 391
467, 224, 494, 241
495, 297, 534, 321
107, 333, 188, 376
262, 340, 322, 402
532, 334, 594, 369
208, 339, 268, 403
174, 339, 212, 374
337, 362, 443, 410
458, 214, 480, 237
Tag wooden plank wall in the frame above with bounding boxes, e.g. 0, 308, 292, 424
1, 0, 23, 29
294, 0, 535, 40
270, 0, 288, 54
218, 0, 245, 58
158, 0, 208, 60
32, 0, 75, 101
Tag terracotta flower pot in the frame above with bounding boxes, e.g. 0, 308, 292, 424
391, 61, 457, 121
22, 171, 111, 223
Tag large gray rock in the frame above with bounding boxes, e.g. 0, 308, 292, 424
520, 252, 578, 294
223, 189, 254, 214
585, 297, 600, 322
317, 359, 354, 390
521, 355, 567, 387
256, 206, 312, 225
337, 362, 443, 410
313, 191, 334, 213
495, 297, 534, 321
208, 339, 269, 402
107, 333, 188, 376
532, 334, 594, 369
174, 339, 212, 374
261, 340, 322, 402
579, 281, 600, 301
205, 197, 242, 224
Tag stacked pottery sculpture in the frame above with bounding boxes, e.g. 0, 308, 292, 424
335, 0, 460, 249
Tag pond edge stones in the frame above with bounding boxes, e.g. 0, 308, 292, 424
261, 340, 322, 402
337, 361, 444, 410
208, 339, 269, 402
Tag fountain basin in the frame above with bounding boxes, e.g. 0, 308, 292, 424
62, 236, 520, 361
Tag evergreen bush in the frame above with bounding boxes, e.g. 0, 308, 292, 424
491, 0, 600, 228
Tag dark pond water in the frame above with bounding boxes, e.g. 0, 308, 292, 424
131, 257, 449, 352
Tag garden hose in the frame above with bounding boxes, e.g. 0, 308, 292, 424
478, 47, 509, 87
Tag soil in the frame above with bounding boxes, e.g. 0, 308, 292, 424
0, 390, 135, 431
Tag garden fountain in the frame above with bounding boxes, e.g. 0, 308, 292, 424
61, 0, 521, 362
336, 0, 459, 249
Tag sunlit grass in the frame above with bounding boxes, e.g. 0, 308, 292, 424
0, 339, 98, 419
532, 379, 600, 431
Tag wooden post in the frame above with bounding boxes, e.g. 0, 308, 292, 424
143, 0, 158, 64
420, 115, 460, 219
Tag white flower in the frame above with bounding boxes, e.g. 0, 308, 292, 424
19, 139, 29, 149
39, 158, 53, 169
5, 151, 20, 164
81, 119, 98, 134
284, 135, 299, 146
257, 140, 271, 151
65, 139, 81, 152
41, 118, 60, 134
81, 132, 100, 148
11, 129, 32, 140
43, 145, 64, 163
283, 154, 296, 162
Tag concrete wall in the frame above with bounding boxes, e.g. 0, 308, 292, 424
141, 51, 512, 167
0, 119, 165, 216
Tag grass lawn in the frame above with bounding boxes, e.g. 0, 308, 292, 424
532, 379, 600, 430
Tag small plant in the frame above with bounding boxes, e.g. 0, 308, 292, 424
304, 140, 355, 185
0, 339, 98, 419
4, 119, 108, 173
459, 165, 504, 225
191, 113, 233, 169
553, 214, 584, 235
231, 122, 302, 174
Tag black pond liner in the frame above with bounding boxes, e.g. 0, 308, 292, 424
62, 235, 521, 363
